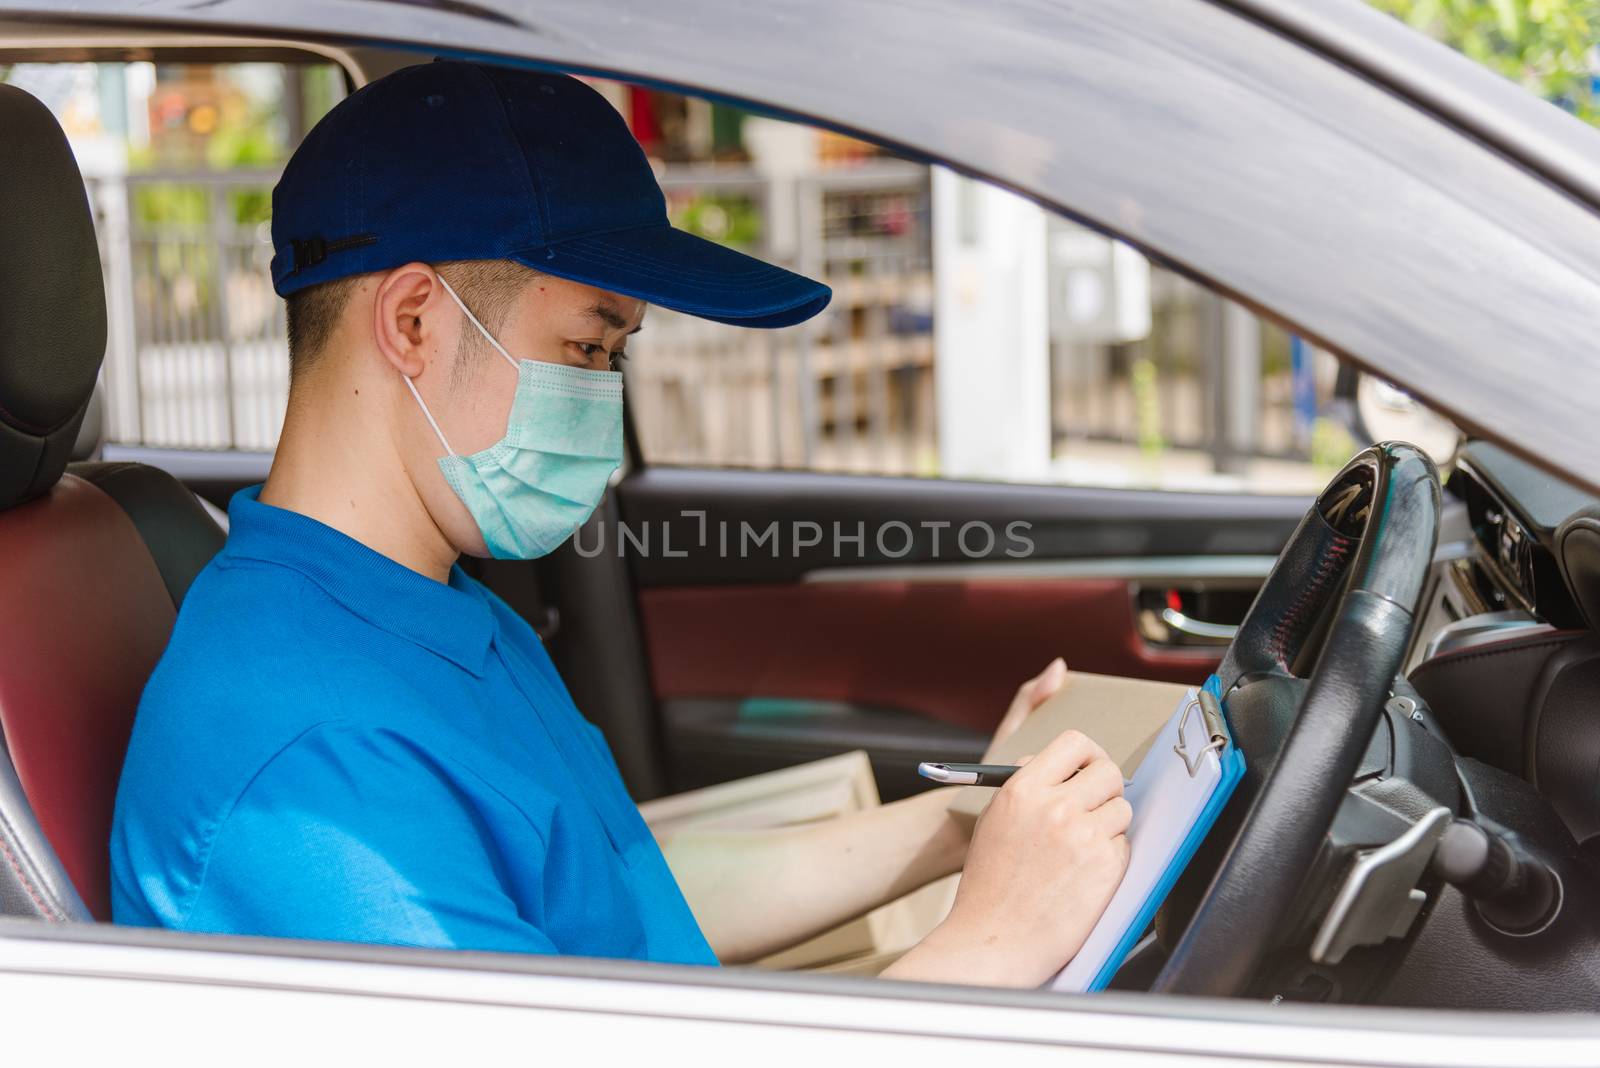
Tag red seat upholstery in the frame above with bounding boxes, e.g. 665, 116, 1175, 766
0, 476, 176, 919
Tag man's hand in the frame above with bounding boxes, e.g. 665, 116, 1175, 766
884, 728, 1131, 987
658, 656, 1100, 970
982, 657, 1068, 764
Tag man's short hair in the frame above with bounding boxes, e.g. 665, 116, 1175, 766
284, 259, 542, 384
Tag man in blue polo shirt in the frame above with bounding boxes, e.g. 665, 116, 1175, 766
109, 60, 1131, 986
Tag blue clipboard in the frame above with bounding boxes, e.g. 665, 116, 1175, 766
1084, 673, 1245, 991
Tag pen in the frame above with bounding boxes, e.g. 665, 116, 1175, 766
917, 761, 1019, 787
918, 761, 1135, 788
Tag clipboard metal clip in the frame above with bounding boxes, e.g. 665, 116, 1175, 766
1173, 690, 1229, 777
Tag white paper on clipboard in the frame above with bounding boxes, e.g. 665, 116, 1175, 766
1050, 687, 1224, 992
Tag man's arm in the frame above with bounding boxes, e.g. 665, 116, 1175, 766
656, 658, 1073, 963
661, 725, 1129, 984
658, 784, 968, 962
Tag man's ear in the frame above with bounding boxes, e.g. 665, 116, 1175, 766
372, 262, 450, 378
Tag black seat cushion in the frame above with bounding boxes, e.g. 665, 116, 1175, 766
72, 461, 227, 607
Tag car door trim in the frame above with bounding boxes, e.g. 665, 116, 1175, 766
1, 925, 1598, 1064
800, 555, 1277, 585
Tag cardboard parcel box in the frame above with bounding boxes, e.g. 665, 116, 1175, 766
948, 670, 1194, 820
638, 751, 957, 974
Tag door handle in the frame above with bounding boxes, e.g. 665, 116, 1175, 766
1136, 605, 1238, 647
1158, 607, 1237, 643
1132, 582, 1252, 648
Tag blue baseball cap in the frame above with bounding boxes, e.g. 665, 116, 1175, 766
270, 59, 831, 328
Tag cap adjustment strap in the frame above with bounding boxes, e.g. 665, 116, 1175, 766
288, 232, 379, 275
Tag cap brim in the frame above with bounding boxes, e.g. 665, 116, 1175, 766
510, 224, 831, 329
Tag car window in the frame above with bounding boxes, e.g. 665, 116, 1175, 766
12, 63, 1456, 494
606, 86, 1459, 496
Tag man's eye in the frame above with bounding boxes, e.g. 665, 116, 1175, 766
574, 342, 627, 370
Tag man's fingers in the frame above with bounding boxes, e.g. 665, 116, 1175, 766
1002, 658, 1065, 725
1059, 757, 1125, 811
1012, 728, 1103, 787
1016, 657, 1067, 708
1027, 657, 1068, 710
984, 659, 1071, 764
1090, 795, 1133, 836
993, 690, 1034, 740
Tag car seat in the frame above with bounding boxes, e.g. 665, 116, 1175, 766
0, 83, 226, 922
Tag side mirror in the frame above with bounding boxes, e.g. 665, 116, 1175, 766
1355, 373, 1461, 469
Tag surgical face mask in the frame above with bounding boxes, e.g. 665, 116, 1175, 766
401, 275, 623, 560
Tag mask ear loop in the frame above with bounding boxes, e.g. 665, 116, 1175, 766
398, 270, 519, 458
402, 372, 456, 457
436, 272, 520, 372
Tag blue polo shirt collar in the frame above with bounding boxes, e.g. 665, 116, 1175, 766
222, 485, 495, 676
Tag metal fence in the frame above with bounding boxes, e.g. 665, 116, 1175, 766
627, 160, 936, 476
88, 169, 286, 452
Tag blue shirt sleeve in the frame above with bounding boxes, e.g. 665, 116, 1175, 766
183, 721, 560, 954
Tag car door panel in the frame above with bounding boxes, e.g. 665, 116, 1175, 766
639, 577, 1219, 733
641, 576, 1223, 799
615, 467, 1306, 796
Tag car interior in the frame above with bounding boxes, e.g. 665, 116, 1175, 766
2, 37, 1600, 1012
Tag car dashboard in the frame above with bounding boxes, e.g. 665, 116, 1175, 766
1408, 440, 1594, 671
1407, 439, 1600, 848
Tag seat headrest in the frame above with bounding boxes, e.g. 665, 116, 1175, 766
0, 84, 107, 511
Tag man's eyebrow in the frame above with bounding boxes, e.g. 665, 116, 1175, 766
585, 302, 645, 335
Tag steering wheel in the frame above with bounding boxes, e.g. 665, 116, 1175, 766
1150, 442, 1440, 996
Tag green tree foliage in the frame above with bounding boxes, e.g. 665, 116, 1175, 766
1370, 0, 1600, 121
